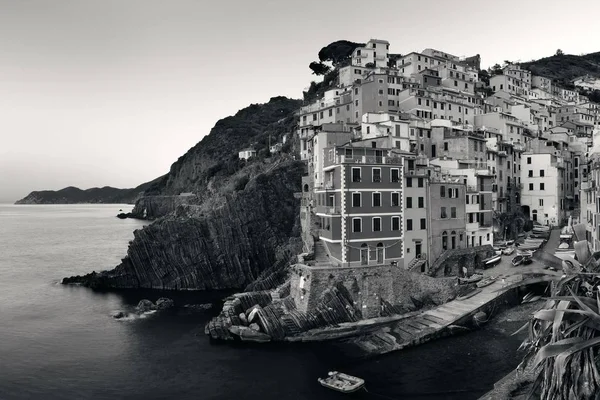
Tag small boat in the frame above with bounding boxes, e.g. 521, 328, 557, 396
482, 254, 502, 268
517, 249, 534, 257
512, 255, 525, 266
318, 371, 365, 393
533, 226, 550, 233
522, 256, 533, 265
459, 274, 483, 284
457, 288, 482, 300
503, 246, 515, 256
476, 276, 497, 288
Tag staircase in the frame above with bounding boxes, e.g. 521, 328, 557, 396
408, 257, 427, 272
313, 240, 333, 267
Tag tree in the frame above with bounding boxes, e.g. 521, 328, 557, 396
490, 63, 503, 75
308, 61, 330, 76
478, 69, 490, 86
555, 48, 564, 56
589, 90, 600, 104
317, 40, 364, 67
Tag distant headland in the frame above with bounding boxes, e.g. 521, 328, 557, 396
15, 182, 155, 205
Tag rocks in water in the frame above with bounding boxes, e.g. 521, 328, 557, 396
155, 297, 175, 310
228, 325, 271, 343
136, 299, 156, 313
134, 297, 175, 313
113, 311, 127, 319
239, 313, 248, 326
116, 213, 131, 219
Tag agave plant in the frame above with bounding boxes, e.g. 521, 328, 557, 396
507, 224, 600, 399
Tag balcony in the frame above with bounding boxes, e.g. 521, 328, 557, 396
324, 154, 404, 168
315, 205, 341, 215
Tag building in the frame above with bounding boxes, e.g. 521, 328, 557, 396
238, 148, 256, 160
520, 151, 566, 226
428, 178, 467, 263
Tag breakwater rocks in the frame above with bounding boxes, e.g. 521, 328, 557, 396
62, 161, 305, 291
206, 267, 458, 342
206, 280, 360, 342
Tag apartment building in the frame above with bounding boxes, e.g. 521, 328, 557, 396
521, 152, 566, 226
428, 179, 467, 263
315, 143, 405, 266
350, 39, 391, 69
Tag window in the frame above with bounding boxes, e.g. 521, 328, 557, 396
391, 168, 400, 182
420, 218, 426, 230
328, 109, 333, 117
418, 197, 424, 208
373, 192, 381, 207
352, 167, 361, 182
540, 170, 545, 177
441, 207, 447, 218
442, 231, 448, 250
406, 177, 413, 187
540, 183, 545, 190
353, 218, 362, 232
406, 197, 412, 208
527, 157, 531, 164
392, 192, 400, 207
352, 193, 361, 207
448, 188, 453, 198
451, 207, 456, 218
466, 195, 469, 204
418, 178, 423, 187
392, 216, 401, 231
407, 219, 413, 231
372, 168, 381, 182
444, 142, 449, 151
440, 185, 446, 197
528, 170, 533, 177
373, 217, 381, 232
539, 199, 544, 206
529, 183, 534, 190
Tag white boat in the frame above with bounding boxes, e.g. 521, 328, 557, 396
533, 225, 550, 233
482, 254, 502, 267
517, 249, 534, 257
459, 274, 483, 284
318, 372, 365, 393
477, 276, 497, 288
503, 247, 515, 256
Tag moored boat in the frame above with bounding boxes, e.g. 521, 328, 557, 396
476, 276, 497, 288
502, 246, 515, 256
482, 254, 502, 268
318, 372, 365, 393
459, 274, 483, 284
512, 255, 526, 266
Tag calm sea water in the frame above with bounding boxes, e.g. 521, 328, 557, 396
0, 204, 525, 400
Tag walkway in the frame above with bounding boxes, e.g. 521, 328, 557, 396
289, 256, 530, 359
336, 264, 524, 357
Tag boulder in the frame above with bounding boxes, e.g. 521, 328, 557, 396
155, 297, 175, 310
183, 303, 213, 311
247, 306, 261, 323
136, 299, 156, 313
239, 313, 248, 326
113, 311, 127, 319
249, 323, 261, 332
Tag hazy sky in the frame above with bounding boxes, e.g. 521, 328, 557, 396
2, 0, 599, 202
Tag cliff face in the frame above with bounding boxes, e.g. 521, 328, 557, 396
15, 181, 158, 205
64, 160, 304, 290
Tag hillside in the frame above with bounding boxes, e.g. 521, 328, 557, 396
63, 96, 305, 291
521, 51, 600, 83
15, 181, 157, 205
144, 96, 302, 199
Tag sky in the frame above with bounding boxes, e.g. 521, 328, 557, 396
1, 0, 600, 202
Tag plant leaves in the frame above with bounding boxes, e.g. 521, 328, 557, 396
533, 337, 584, 368
553, 301, 571, 341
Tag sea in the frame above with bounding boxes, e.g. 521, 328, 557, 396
0, 204, 526, 400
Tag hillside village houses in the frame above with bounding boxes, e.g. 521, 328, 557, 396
297, 38, 598, 275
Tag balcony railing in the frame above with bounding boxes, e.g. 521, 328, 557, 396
315, 205, 341, 215
326, 155, 404, 166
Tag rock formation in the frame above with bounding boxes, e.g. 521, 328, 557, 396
62, 159, 305, 290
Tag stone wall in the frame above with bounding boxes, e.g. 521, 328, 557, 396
289, 262, 458, 319
429, 245, 495, 277
130, 195, 199, 220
